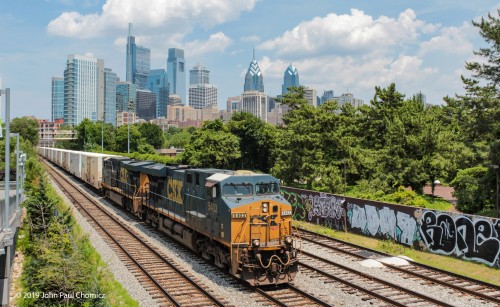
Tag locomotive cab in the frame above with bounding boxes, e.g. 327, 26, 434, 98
206, 173, 300, 286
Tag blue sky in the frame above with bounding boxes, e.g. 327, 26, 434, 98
0, 0, 498, 119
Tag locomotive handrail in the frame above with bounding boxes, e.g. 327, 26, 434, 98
256, 253, 292, 269
234, 219, 249, 265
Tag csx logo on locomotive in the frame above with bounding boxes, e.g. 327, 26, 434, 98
167, 178, 183, 204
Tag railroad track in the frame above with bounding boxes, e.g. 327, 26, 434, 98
43, 159, 227, 307
255, 284, 330, 306
138, 223, 333, 306
300, 250, 450, 306
297, 227, 500, 305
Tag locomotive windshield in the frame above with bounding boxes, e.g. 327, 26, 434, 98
222, 183, 253, 197
256, 182, 280, 195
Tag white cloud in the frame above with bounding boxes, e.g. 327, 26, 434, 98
419, 22, 475, 56
183, 32, 233, 57
259, 8, 437, 57
47, 0, 257, 38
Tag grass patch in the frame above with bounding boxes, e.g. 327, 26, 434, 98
294, 220, 499, 286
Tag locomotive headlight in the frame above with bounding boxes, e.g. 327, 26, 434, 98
252, 239, 260, 247
285, 236, 293, 244
262, 202, 269, 213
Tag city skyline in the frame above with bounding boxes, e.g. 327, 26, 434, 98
0, 1, 498, 119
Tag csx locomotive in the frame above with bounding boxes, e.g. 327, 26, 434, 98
38, 148, 300, 286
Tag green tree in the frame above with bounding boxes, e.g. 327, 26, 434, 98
451, 166, 490, 213
182, 120, 240, 168
228, 112, 275, 172
74, 118, 100, 150
114, 124, 143, 153
272, 86, 322, 189
10, 117, 39, 145
446, 11, 500, 215
23, 175, 58, 238
139, 122, 164, 149
166, 129, 192, 148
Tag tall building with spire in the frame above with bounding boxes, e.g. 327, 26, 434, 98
282, 63, 299, 95
167, 48, 186, 103
126, 23, 150, 89
244, 50, 264, 92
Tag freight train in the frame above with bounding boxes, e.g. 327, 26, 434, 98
38, 147, 300, 286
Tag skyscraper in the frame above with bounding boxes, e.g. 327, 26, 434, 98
282, 63, 299, 95
244, 51, 264, 93
190, 64, 210, 85
320, 90, 334, 105
63, 54, 103, 126
189, 64, 217, 109
136, 89, 156, 121
51, 77, 64, 121
167, 48, 186, 103
104, 68, 117, 126
147, 69, 169, 118
116, 82, 137, 114
241, 91, 267, 122
126, 23, 151, 89
304, 87, 317, 107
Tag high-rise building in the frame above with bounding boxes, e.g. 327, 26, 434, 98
241, 91, 267, 122
189, 64, 217, 109
116, 82, 137, 114
334, 92, 364, 108
51, 77, 64, 121
126, 23, 151, 89
304, 87, 317, 107
104, 68, 117, 126
147, 69, 169, 118
167, 48, 186, 103
190, 64, 210, 85
63, 54, 104, 126
189, 84, 218, 109
244, 51, 264, 93
321, 90, 334, 105
282, 63, 299, 95
136, 89, 156, 121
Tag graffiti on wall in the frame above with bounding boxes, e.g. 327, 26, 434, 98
347, 203, 418, 245
281, 187, 500, 268
419, 210, 500, 266
281, 190, 346, 230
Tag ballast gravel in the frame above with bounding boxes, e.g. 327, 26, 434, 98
51, 174, 497, 307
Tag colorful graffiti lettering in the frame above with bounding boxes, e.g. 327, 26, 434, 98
347, 203, 418, 245
281, 187, 500, 268
419, 211, 500, 266
305, 192, 345, 221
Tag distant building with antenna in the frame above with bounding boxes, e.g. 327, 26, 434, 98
244, 49, 264, 92
126, 23, 151, 90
